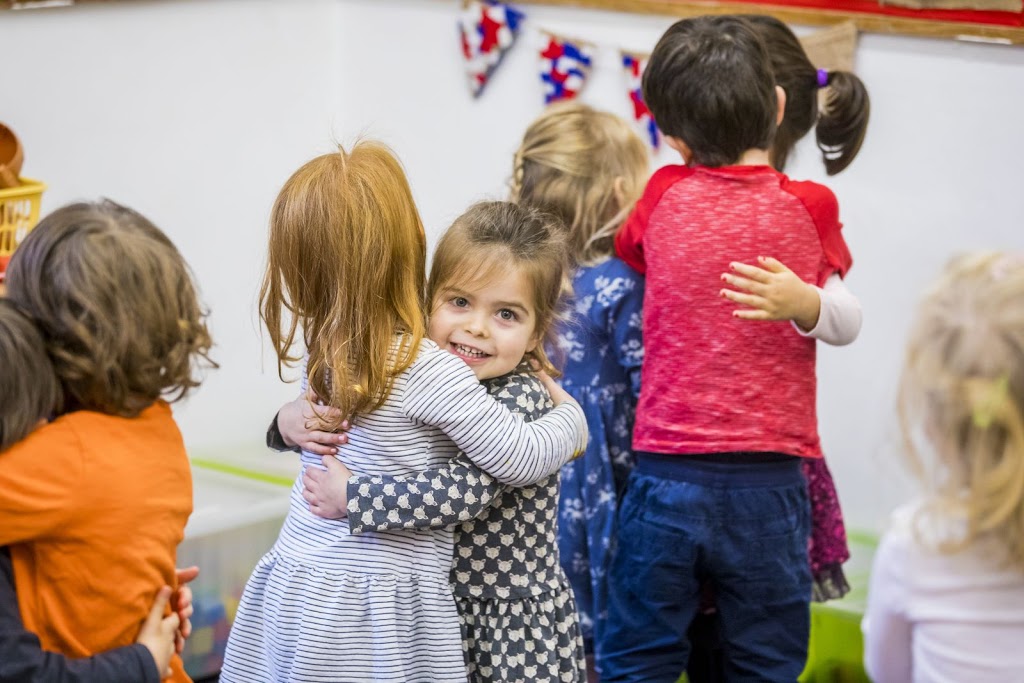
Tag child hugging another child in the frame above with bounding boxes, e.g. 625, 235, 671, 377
724, 14, 871, 605
864, 253, 1024, 682
0, 201, 214, 682
0, 299, 192, 683
222, 145, 587, 683
293, 200, 588, 683
601, 16, 860, 683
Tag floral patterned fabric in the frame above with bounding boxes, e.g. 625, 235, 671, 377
803, 457, 851, 601
554, 257, 645, 654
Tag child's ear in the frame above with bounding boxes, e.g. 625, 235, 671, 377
664, 136, 693, 165
526, 334, 540, 354
775, 85, 787, 126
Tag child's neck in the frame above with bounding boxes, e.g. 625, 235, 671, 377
733, 148, 772, 167
679, 148, 771, 168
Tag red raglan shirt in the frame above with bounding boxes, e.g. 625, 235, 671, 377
616, 164, 852, 459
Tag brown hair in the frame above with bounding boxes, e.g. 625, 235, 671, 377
510, 101, 649, 266
6, 200, 214, 417
743, 15, 870, 175
899, 252, 1024, 570
643, 15, 777, 167
428, 201, 568, 376
260, 141, 427, 428
0, 299, 62, 451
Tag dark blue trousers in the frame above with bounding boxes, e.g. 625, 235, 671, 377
599, 453, 812, 683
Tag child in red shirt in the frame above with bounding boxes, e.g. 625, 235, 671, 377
601, 15, 855, 683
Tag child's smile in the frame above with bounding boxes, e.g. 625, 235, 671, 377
429, 267, 539, 381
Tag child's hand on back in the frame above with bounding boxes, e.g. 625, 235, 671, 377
535, 370, 586, 460
302, 456, 353, 519
720, 256, 821, 332
136, 586, 180, 679
279, 390, 350, 455
172, 565, 199, 654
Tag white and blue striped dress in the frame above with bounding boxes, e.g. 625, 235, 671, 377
220, 339, 587, 683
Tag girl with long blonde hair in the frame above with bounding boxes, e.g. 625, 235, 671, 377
863, 252, 1024, 682
221, 142, 587, 682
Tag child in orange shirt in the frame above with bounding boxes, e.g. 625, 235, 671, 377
0, 298, 199, 683
0, 200, 215, 682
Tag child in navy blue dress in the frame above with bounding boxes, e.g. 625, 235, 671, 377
509, 102, 650, 675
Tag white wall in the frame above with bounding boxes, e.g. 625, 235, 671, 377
3, 0, 1024, 532
2, 0, 341, 460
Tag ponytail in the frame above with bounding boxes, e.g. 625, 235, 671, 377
815, 70, 870, 176
742, 14, 870, 176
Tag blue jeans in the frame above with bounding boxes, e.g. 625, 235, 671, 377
599, 454, 812, 683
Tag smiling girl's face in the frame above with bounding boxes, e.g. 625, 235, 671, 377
428, 264, 539, 381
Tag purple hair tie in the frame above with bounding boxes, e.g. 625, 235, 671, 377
816, 68, 830, 88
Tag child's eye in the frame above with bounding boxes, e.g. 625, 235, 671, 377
452, 297, 469, 308
497, 309, 518, 322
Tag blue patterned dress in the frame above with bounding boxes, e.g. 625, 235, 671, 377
555, 256, 644, 655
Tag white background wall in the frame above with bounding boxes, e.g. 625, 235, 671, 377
3, 0, 1023, 532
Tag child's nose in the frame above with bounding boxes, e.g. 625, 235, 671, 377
465, 315, 488, 337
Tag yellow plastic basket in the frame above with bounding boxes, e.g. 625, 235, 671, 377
0, 177, 46, 280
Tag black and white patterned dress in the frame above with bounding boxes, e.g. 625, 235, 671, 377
347, 369, 587, 683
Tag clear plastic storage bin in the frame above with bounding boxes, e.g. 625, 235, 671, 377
177, 461, 296, 679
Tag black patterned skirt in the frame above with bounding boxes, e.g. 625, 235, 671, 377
457, 583, 587, 683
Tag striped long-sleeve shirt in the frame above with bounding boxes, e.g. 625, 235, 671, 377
220, 339, 587, 683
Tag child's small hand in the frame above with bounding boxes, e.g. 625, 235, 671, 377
136, 586, 179, 679
535, 370, 573, 407
720, 256, 821, 332
302, 455, 353, 519
535, 370, 587, 460
279, 390, 350, 455
172, 566, 199, 654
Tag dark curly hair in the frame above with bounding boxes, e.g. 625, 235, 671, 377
6, 199, 215, 416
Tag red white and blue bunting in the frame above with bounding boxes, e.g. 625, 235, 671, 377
456, 2, 857, 152
459, 0, 526, 98
456, 0, 662, 148
539, 32, 595, 104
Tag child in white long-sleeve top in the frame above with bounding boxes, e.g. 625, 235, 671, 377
863, 252, 1024, 683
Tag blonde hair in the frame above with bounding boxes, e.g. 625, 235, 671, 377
428, 201, 569, 377
260, 141, 427, 428
0, 300, 62, 451
510, 102, 649, 266
899, 251, 1024, 570
6, 200, 214, 416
